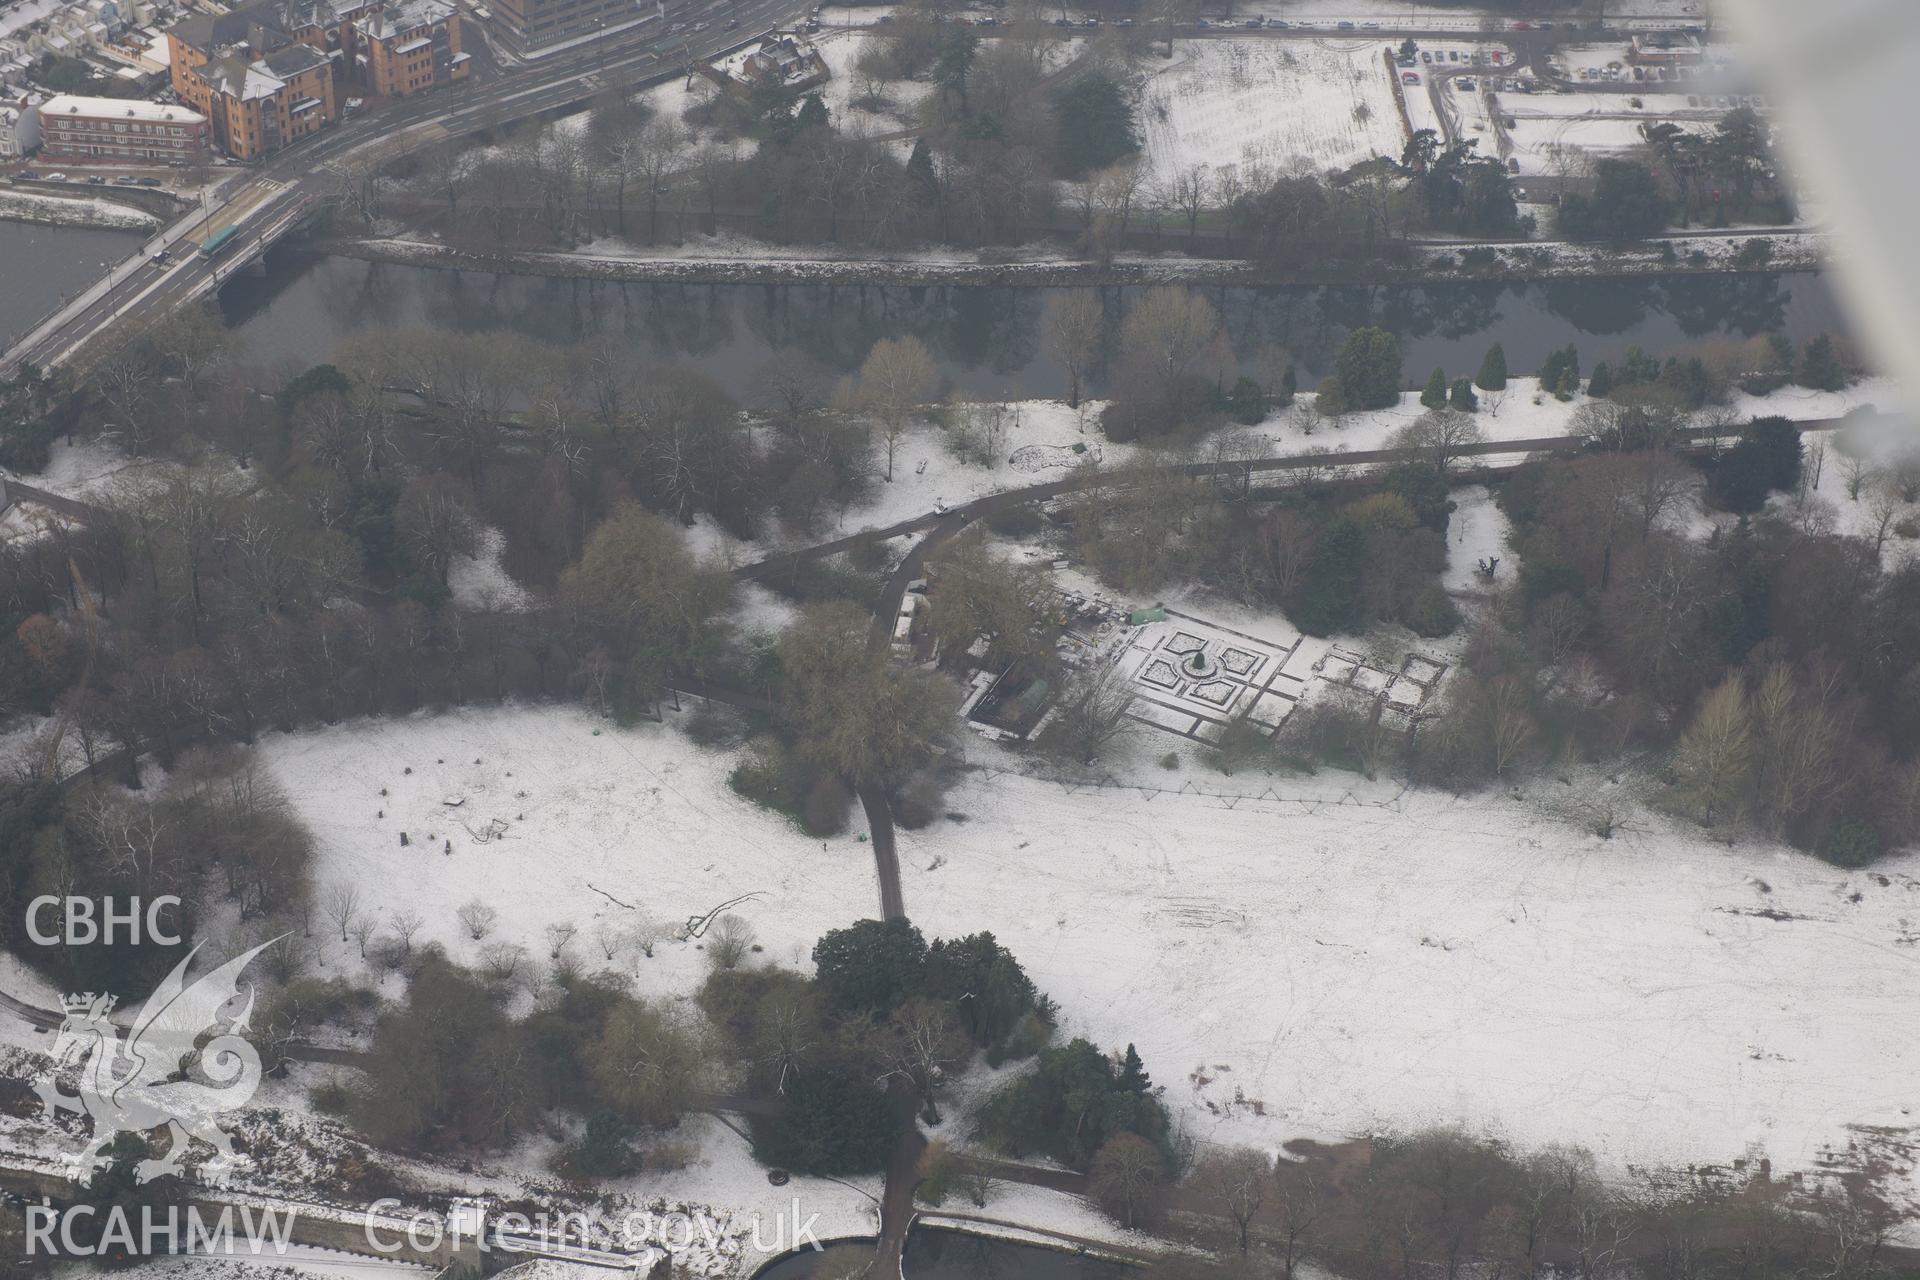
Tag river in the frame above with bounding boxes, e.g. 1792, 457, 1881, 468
754, 1228, 1135, 1280
0, 219, 149, 356
217, 250, 1850, 398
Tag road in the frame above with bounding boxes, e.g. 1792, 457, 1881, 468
0, 0, 808, 375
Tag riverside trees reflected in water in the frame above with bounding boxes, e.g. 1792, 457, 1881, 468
221, 252, 1846, 400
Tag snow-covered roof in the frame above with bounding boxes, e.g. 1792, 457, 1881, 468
355, 0, 449, 41
40, 90, 203, 121
203, 53, 282, 99
393, 34, 428, 52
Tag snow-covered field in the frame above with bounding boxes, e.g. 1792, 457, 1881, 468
254, 703, 885, 997
257, 699, 1920, 1216
1137, 37, 1406, 185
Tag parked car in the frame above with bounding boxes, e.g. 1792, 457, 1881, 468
1420, 50, 1431, 62
15, 169, 38, 180
1335, 20, 1353, 30
138, 177, 163, 187
44, 172, 68, 181
1268, 19, 1286, 27
1242, 18, 1261, 28
114, 174, 139, 184
1507, 157, 1520, 174
1402, 71, 1420, 85
84, 175, 105, 184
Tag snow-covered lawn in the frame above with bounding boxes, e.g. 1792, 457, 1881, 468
1137, 38, 1406, 185
899, 770, 1920, 1202
255, 704, 884, 999
811, 29, 936, 136
1440, 484, 1512, 594
258, 700, 1920, 1216
6, 434, 162, 501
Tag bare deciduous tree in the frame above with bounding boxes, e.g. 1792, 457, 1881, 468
1046, 659, 1136, 765
322, 883, 362, 943
389, 908, 426, 956
1041, 291, 1104, 411
1189, 1147, 1270, 1252
855, 336, 938, 482
457, 899, 500, 941
1673, 673, 1753, 826
1392, 409, 1485, 475
1088, 1133, 1168, 1229
706, 914, 756, 970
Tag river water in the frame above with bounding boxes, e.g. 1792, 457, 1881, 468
0, 219, 148, 355
218, 249, 1850, 399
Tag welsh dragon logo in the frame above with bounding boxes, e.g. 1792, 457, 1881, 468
35, 938, 278, 1188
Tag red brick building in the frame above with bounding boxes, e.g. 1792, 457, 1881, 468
36, 93, 208, 163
